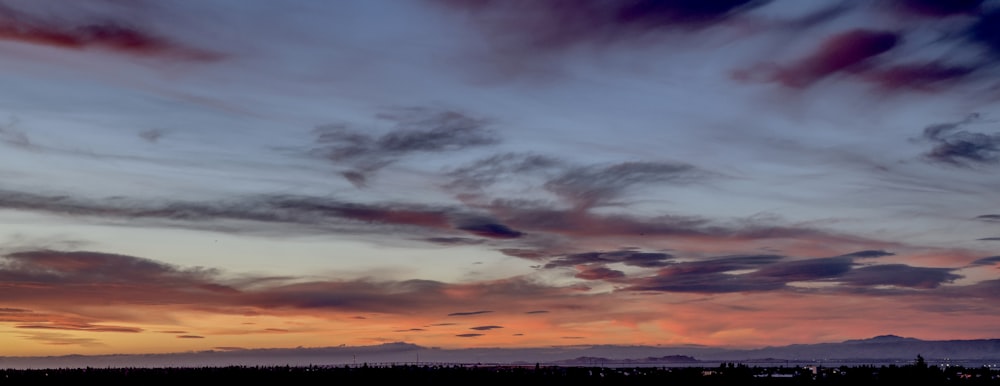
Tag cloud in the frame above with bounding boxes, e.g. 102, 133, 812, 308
621, 250, 960, 293
866, 62, 976, 92
575, 266, 627, 281
976, 214, 1000, 222
1, 249, 582, 333
447, 310, 493, 317
244, 279, 453, 312
889, 0, 984, 18
748, 256, 854, 282
432, 0, 769, 52
0, 189, 461, 237
445, 153, 562, 192
971, 256, 1000, 266
920, 114, 1000, 166
498, 249, 551, 260
837, 250, 895, 259
313, 107, 498, 187
177, 335, 205, 339
16, 322, 143, 333
0, 3, 222, 61
978, 237, 1000, 241
436, 0, 994, 93
524, 310, 548, 314
626, 254, 786, 293
543, 162, 701, 210
0, 249, 220, 287
484, 199, 875, 248
4, 182, 875, 252
0, 117, 35, 150
455, 221, 524, 239
0, 185, 899, 265
764, 29, 900, 88
423, 237, 485, 245
969, 8, 1000, 58
447, 153, 706, 211
139, 129, 165, 143
17, 331, 104, 347
544, 250, 674, 269
839, 264, 961, 289
455, 333, 484, 338
731, 5, 1000, 93
0, 249, 247, 322
469, 325, 503, 331
213, 347, 246, 351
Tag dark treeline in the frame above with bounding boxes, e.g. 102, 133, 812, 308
2, 362, 998, 386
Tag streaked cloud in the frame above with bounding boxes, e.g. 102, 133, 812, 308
447, 311, 493, 317
313, 107, 498, 187
0, 2, 223, 61
469, 325, 503, 331
921, 114, 1000, 167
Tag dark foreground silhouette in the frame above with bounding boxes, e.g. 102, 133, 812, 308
2, 361, 998, 386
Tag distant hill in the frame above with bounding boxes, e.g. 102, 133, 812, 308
706, 335, 1000, 363
553, 355, 700, 366
2, 336, 999, 369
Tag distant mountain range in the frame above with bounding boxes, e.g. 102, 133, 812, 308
3, 335, 999, 369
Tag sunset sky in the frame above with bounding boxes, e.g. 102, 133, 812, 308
2, 0, 1000, 358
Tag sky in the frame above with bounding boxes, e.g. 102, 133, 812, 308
1, 0, 999, 358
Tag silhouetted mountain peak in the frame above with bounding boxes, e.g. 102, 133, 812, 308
843, 335, 921, 344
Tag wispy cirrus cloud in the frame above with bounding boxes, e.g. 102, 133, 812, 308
920, 114, 1000, 167
0, 179, 888, 256
17, 331, 104, 347
889, 0, 984, 18
447, 153, 704, 210
729, 1, 1000, 94
0, 189, 457, 237
17, 322, 143, 333
543, 162, 701, 210
432, 0, 768, 52
763, 29, 900, 89
0, 2, 223, 61
313, 107, 498, 187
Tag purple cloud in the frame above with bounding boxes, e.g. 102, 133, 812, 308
0, 3, 222, 61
